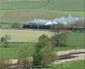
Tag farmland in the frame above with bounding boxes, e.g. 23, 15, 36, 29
0, 0, 85, 69
0, 30, 85, 69
0, 29, 53, 42
0, 30, 84, 59
0, 0, 84, 11
0, 10, 84, 24
0, 0, 84, 24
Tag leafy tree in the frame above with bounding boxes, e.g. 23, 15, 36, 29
51, 23, 68, 47
40, 41, 56, 67
51, 23, 65, 35
33, 34, 56, 67
36, 34, 49, 52
18, 46, 33, 69
33, 34, 49, 67
51, 32, 68, 47
0, 35, 11, 48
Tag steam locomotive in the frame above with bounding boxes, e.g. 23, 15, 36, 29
23, 24, 85, 31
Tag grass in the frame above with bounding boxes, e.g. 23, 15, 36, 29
54, 60, 85, 69
0, 42, 36, 59
0, 1, 47, 10
0, 10, 84, 23
33, 60, 85, 69
0, 29, 53, 42
0, 0, 84, 23
54, 32, 85, 51
0, 30, 84, 58
0, 0, 84, 68
0, 0, 84, 11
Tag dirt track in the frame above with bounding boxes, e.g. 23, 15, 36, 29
52, 49, 85, 65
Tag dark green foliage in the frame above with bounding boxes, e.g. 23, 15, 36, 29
33, 34, 49, 67
40, 41, 56, 67
33, 34, 56, 67
1, 37, 5, 42
36, 34, 49, 52
33, 52, 42, 67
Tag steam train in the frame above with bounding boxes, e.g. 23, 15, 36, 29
23, 24, 85, 31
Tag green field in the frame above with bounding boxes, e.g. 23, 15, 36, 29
0, 0, 84, 68
0, 29, 53, 42
0, 30, 84, 58
0, 42, 35, 59
0, 0, 84, 23
0, 10, 84, 24
0, 0, 84, 11
46, 60, 85, 69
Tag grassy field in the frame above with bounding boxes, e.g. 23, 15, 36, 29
0, 42, 36, 59
0, 30, 84, 58
53, 60, 85, 69
0, 10, 84, 24
0, 0, 84, 68
0, 0, 84, 11
42, 60, 85, 69
0, 29, 53, 42
0, 0, 84, 23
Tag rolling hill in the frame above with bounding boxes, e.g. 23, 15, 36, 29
0, 0, 84, 24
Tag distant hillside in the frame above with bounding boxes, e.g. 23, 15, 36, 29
0, 0, 84, 11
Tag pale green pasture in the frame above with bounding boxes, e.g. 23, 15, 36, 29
0, 29, 53, 42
